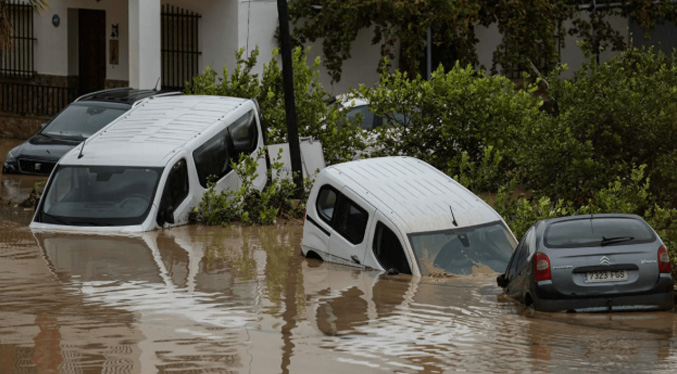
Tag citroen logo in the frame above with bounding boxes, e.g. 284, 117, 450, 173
34, 163, 42, 171
600, 256, 611, 265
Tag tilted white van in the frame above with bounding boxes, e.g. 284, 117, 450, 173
301, 156, 518, 277
31, 95, 321, 233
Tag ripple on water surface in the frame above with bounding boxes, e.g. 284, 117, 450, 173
0, 222, 676, 373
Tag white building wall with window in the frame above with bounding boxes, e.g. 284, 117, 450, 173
34, 0, 129, 81
10, 1, 652, 92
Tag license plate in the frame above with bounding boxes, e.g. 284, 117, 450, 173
585, 270, 628, 283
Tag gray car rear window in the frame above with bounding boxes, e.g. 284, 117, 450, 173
544, 217, 656, 248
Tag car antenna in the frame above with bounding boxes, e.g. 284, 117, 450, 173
153, 77, 161, 92
449, 206, 458, 227
77, 141, 85, 159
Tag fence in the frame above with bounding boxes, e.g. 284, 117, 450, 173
0, 0, 36, 77
161, 5, 202, 91
0, 82, 78, 117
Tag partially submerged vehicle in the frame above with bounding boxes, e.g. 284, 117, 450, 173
30, 95, 322, 233
301, 156, 518, 276
3, 88, 179, 176
497, 214, 674, 312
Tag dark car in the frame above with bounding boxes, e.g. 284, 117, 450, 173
2, 88, 178, 176
497, 214, 673, 312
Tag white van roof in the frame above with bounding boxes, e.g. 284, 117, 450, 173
59, 95, 251, 167
319, 156, 501, 234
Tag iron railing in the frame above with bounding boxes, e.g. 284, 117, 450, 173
0, 82, 78, 116
161, 4, 201, 91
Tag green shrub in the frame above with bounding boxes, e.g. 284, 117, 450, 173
492, 165, 677, 263
190, 149, 308, 226
521, 47, 677, 204
187, 46, 365, 165
359, 63, 544, 192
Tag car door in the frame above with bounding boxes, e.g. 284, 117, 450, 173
361, 211, 413, 275
303, 184, 339, 258
327, 186, 376, 267
506, 227, 534, 300
156, 158, 190, 227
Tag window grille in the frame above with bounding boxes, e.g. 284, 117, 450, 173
0, 0, 36, 77
161, 5, 201, 91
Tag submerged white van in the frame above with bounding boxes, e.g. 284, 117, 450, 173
31, 95, 296, 233
301, 156, 518, 277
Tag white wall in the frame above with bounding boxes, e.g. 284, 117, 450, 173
304, 26, 400, 95
238, 0, 277, 77
165, 0, 239, 79
34, 0, 129, 81
28, 1, 631, 90
474, 14, 629, 79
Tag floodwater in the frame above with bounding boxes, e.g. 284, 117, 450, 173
1, 140, 677, 373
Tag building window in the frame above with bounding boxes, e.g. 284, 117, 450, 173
0, 0, 36, 77
161, 4, 201, 91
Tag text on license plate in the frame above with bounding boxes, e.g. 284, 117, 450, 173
585, 270, 628, 283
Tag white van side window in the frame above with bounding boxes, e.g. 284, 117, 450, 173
193, 128, 233, 187
316, 186, 338, 223
334, 196, 368, 245
163, 159, 189, 206
229, 110, 259, 158
156, 159, 189, 226
315, 185, 369, 244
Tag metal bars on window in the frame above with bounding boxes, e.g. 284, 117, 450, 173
0, 0, 36, 77
161, 5, 201, 91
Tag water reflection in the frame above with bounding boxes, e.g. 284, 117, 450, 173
0, 221, 676, 373
34, 227, 266, 373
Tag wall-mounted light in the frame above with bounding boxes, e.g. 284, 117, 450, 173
52, 14, 60, 27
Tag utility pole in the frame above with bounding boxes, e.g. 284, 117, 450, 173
277, 0, 304, 197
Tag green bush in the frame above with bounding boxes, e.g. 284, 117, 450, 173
190, 149, 307, 226
186, 46, 365, 165
520, 47, 677, 204
358, 63, 544, 192
492, 165, 677, 265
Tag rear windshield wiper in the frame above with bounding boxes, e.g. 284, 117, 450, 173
601, 236, 634, 246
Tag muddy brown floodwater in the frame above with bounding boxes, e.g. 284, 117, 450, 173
1, 140, 677, 373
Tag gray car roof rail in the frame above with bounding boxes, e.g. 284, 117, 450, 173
73, 87, 136, 103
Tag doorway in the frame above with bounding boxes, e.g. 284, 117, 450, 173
78, 9, 106, 94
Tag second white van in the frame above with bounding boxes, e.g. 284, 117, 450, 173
301, 156, 517, 277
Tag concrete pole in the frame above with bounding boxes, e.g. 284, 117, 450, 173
129, 0, 161, 90
277, 0, 304, 197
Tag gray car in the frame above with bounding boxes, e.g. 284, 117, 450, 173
2, 88, 178, 176
497, 214, 673, 312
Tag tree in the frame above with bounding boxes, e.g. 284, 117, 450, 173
288, 0, 677, 82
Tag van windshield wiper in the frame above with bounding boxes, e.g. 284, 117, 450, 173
601, 236, 634, 246
40, 212, 71, 225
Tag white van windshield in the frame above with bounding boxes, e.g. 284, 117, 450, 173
408, 221, 517, 276
37, 165, 163, 226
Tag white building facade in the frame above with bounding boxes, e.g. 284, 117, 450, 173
0, 0, 673, 128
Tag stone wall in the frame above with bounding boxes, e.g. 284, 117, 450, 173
0, 74, 130, 140
0, 113, 49, 140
